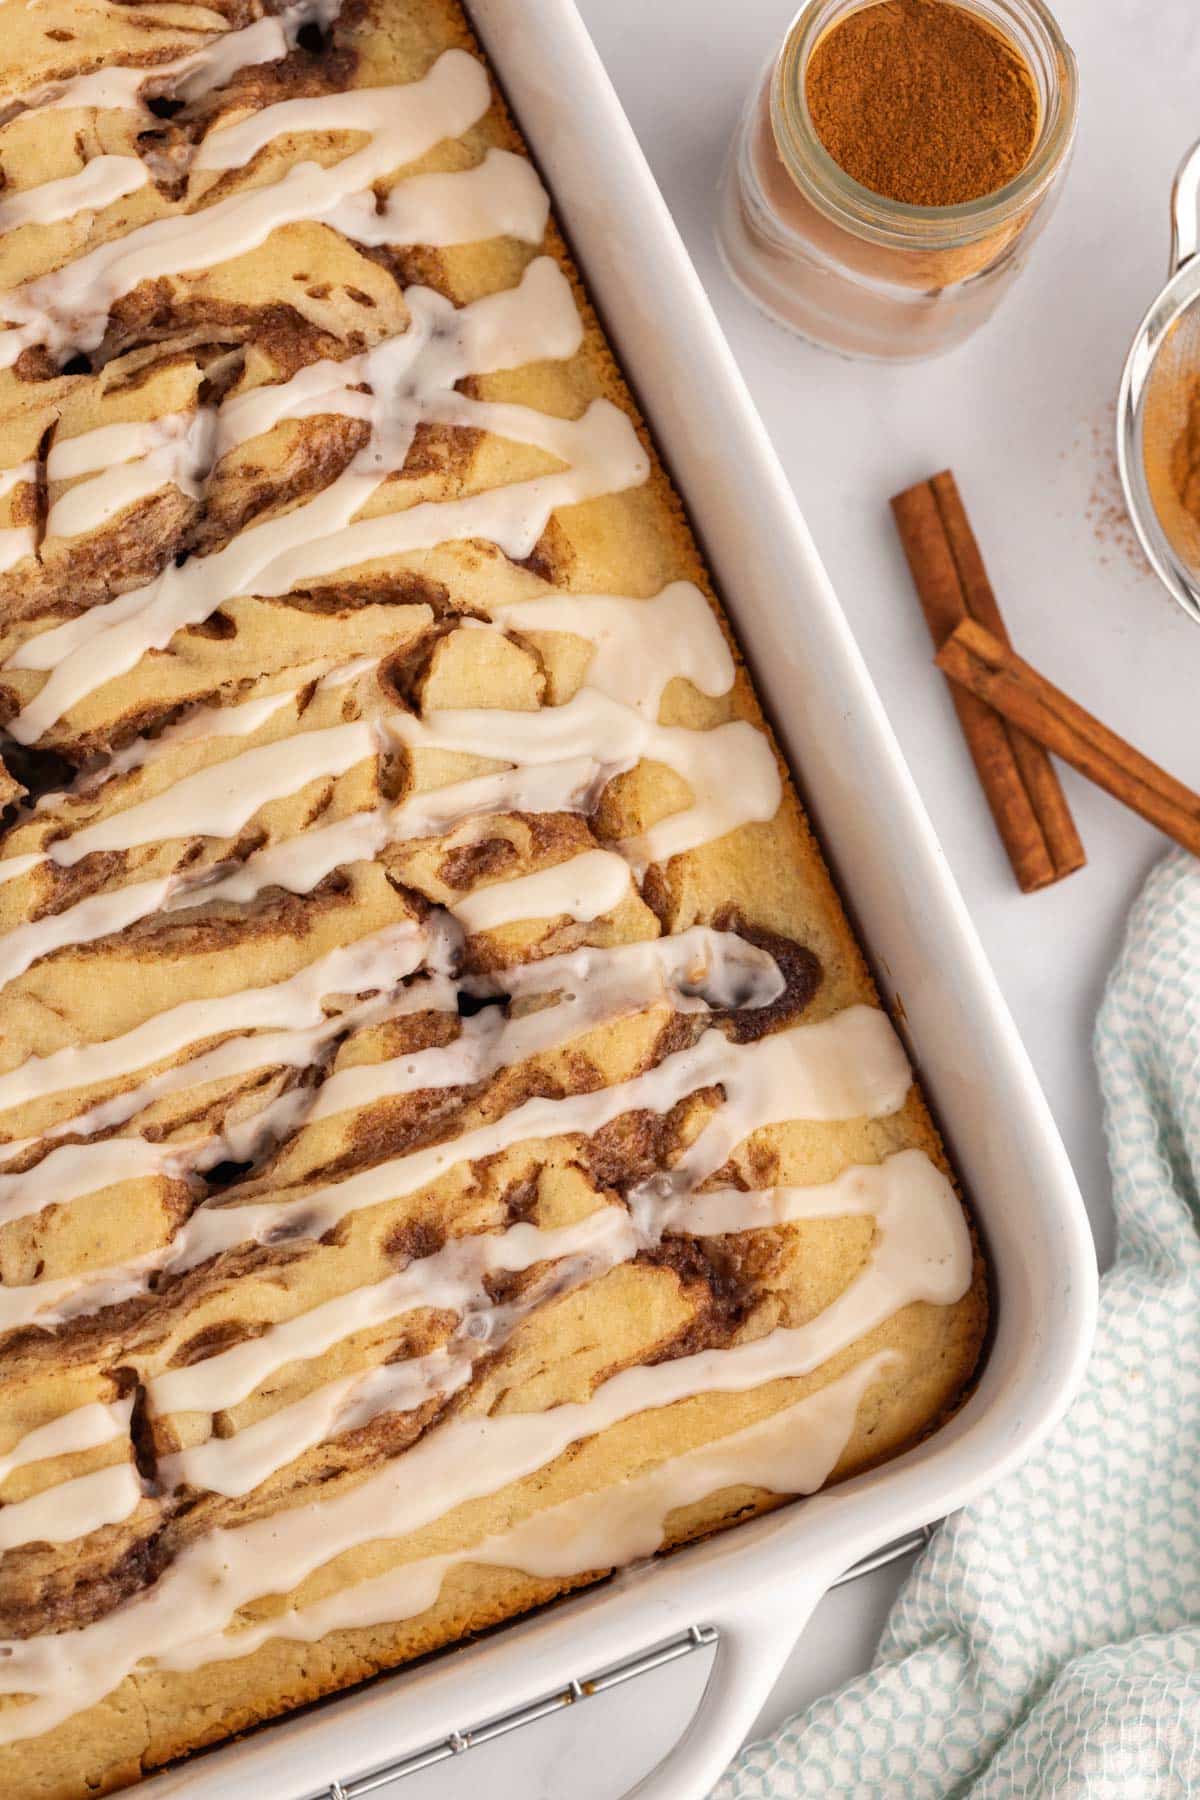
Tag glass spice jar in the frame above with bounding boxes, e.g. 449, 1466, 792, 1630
716, 0, 1079, 361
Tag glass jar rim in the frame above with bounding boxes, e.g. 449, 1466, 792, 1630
771, 0, 1079, 250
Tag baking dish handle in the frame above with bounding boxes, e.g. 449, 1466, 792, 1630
623, 1565, 837, 1800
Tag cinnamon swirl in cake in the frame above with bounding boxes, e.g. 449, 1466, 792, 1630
0, 1, 986, 1792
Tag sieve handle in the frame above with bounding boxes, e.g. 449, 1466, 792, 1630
1169, 137, 1200, 274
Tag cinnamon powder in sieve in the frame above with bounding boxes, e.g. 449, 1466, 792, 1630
806, 0, 1039, 207
1171, 377, 1200, 527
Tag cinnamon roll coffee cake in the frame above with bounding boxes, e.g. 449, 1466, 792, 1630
0, 0, 987, 1791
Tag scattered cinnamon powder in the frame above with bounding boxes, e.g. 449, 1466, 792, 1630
805, 0, 1039, 207
1083, 404, 1150, 574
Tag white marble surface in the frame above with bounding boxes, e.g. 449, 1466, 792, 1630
369, 2, 1200, 1794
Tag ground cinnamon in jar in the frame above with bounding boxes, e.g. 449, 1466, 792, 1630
717, 0, 1076, 358
806, 0, 1039, 207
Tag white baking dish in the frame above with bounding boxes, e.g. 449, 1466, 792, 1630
137, 2, 1099, 1794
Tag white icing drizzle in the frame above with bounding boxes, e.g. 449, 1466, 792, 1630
16, 12, 299, 120
161, 1279, 610, 1500
211, 255, 576, 457
450, 848, 631, 935
72, 682, 301, 793
170, 808, 391, 913
31, 63, 187, 118
5, 1358, 890, 1729
326, 146, 549, 249
0, 921, 431, 1116
174, 1006, 912, 1268
0, 1461, 142, 1554
45, 410, 211, 539
0, 872, 176, 990
150, 1149, 955, 1505
8, 646, 636, 941
0, 51, 495, 371
493, 925, 785, 1013
170, 13, 294, 105
399, 756, 617, 837
0, 461, 34, 501
0, 1135, 180, 1227
35, 65, 176, 116
310, 928, 782, 1124
318, 653, 380, 690
0, 1252, 164, 1338
48, 415, 191, 483
155, 1364, 398, 1501
389, 687, 781, 871
287, 397, 644, 578
0, 743, 451, 996
6, 1105, 290, 1230
151, 1207, 634, 1422
0, 1183, 963, 1740
0, 1398, 131, 1486
0, 925, 766, 1217
0, 460, 37, 572
0, 854, 41, 887
14, 724, 367, 986
500, 583, 734, 719
0, 928, 768, 1330
5, 261, 619, 741
0, 461, 36, 571
50, 719, 375, 865
173, 751, 617, 916
164, 1352, 893, 1672
0, 155, 148, 235
0, 921, 437, 1121
0, 525, 34, 572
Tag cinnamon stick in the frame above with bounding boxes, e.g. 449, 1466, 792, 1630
891, 471, 1085, 891
937, 619, 1200, 859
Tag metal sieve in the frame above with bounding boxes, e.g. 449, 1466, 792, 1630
1117, 137, 1200, 624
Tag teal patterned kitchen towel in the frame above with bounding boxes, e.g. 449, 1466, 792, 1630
714, 847, 1200, 1799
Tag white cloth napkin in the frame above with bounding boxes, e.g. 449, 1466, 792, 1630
715, 848, 1200, 1798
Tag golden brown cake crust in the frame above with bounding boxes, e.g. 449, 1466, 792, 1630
0, 2, 986, 1793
